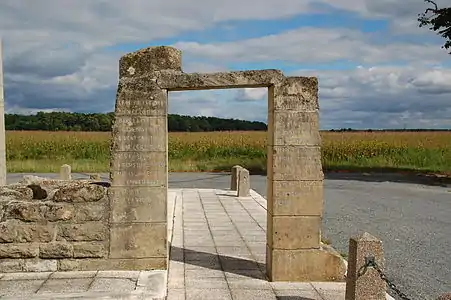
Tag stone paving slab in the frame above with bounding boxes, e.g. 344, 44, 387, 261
0, 270, 166, 299
167, 188, 395, 300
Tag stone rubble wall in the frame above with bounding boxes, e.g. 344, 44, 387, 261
0, 176, 109, 272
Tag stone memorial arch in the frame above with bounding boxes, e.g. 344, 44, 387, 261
109, 46, 344, 281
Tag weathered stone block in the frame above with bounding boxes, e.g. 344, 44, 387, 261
111, 116, 166, 152
39, 242, 73, 258
268, 111, 320, 146
237, 168, 250, 197
109, 186, 166, 223
115, 88, 167, 116
267, 216, 321, 249
0, 220, 55, 243
119, 46, 182, 78
345, 232, 386, 300
60, 164, 71, 180
58, 257, 167, 271
267, 180, 323, 216
5, 202, 46, 222
0, 186, 33, 200
73, 242, 107, 258
0, 259, 23, 272
44, 203, 74, 221
74, 202, 107, 222
110, 151, 167, 187
24, 258, 57, 272
266, 245, 346, 282
57, 223, 107, 242
110, 223, 166, 258
52, 183, 106, 202
268, 145, 323, 181
230, 165, 242, 191
157, 69, 283, 90
275, 76, 318, 103
0, 243, 39, 258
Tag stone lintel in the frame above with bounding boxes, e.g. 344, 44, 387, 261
157, 69, 284, 91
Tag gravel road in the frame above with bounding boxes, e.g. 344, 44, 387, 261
7, 172, 451, 300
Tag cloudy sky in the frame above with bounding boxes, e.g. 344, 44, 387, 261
1, 0, 450, 129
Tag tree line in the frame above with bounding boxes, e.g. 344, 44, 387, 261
5, 112, 267, 132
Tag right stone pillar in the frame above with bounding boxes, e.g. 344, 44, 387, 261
266, 76, 346, 281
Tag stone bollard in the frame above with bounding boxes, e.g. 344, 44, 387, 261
437, 293, 451, 300
237, 168, 250, 197
59, 164, 71, 180
230, 165, 242, 191
345, 232, 386, 300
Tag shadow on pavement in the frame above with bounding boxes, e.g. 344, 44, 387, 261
170, 246, 267, 280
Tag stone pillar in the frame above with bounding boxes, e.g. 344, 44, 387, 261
237, 167, 250, 197
266, 77, 345, 281
345, 232, 386, 300
60, 164, 71, 180
230, 165, 242, 191
0, 39, 6, 186
109, 46, 182, 270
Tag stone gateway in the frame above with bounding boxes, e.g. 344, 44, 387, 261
109, 46, 345, 281
0, 46, 345, 282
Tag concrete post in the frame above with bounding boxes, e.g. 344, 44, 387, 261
230, 165, 242, 191
345, 232, 386, 300
0, 39, 7, 186
237, 167, 250, 197
60, 164, 71, 180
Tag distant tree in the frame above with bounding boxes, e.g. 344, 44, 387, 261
418, 0, 451, 54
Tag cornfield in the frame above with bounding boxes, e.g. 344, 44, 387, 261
5, 130, 451, 174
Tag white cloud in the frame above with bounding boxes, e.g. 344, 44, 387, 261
0, 0, 450, 129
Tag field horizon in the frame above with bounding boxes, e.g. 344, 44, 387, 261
5, 130, 451, 176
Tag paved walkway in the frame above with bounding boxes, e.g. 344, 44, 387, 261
167, 188, 394, 300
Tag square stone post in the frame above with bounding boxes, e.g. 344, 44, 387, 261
266, 77, 345, 281
345, 232, 386, 300
230, 165, 242, 191
109, 46, 182, 269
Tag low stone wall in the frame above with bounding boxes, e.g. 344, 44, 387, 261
0, 176, 109, 272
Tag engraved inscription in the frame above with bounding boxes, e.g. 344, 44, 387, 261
115, 89, 167, 116
112, 116, 166, 152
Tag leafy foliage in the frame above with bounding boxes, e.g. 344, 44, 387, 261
5, 111, 267, 132
418, 0, 451, 53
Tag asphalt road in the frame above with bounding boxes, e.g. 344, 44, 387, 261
7, 172, 451, 300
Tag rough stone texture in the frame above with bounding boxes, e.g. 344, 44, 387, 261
59, 164, 71, 180
0, 178, 109, 272
237, 167, 250, 197
345, 232, 386, 300
230, 165, 242, 191
39, 243, 73, 258
156, 69, 284, 91
109, 45, 345, 280
73, 242, 107, 258
437, 293, 451, 300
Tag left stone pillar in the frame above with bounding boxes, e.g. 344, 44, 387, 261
109, 46, 182, 269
